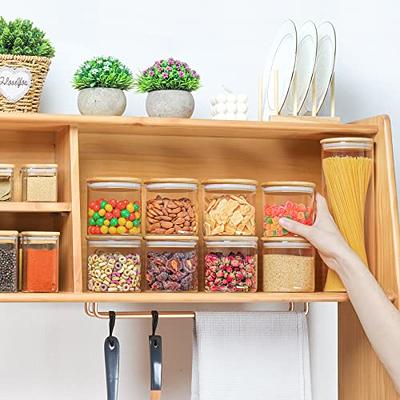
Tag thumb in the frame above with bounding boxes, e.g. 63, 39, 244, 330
279, 217, 312, 239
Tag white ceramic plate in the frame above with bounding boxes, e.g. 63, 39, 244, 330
263, 20, 297, 119
281, 21, 317, 115
300, 21, 336, 115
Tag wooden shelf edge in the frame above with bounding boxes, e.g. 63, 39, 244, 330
0, 202, 71, 213
0, 292, 349, 303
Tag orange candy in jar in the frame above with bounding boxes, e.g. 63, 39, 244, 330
262, 181, 316, 237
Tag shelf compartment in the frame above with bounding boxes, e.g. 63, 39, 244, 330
0, 291, 349, 303
0, 202, 71, 213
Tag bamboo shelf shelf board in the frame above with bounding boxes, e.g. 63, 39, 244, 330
0, 291, 349, 303
0, 112, 377, 139
0, 202, 71, 213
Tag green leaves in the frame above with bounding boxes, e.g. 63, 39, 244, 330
134, 58, 200, 93
0, 18, 55, 58
72, 56, 134, 90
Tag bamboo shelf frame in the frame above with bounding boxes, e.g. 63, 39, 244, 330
0, 113, 399, 399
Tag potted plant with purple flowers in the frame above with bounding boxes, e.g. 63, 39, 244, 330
134, 58, 200, 118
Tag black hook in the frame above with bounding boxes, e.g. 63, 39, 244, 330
151, 310, 159, 336
109, 311, 116, 345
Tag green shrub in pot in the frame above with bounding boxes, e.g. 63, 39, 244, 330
134, 58, 200, 118
0, 18, 55, 112
72, 56, 134, 116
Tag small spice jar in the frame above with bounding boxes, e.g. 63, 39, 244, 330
204, 236, 258, 292
21, 164, 58, 202
262, 237, 315, 292
0, 230, 18, 292
87, 177, 142, 236
144, 178, 199, 235
87, 236, 142, 293
202, 179, 257, 236
21, 232, 60, 293
0, 164, 14, 201
144, 235, 198, 292
262, 181, 316, 237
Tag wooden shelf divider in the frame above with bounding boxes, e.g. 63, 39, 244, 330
0, 202, 71, 213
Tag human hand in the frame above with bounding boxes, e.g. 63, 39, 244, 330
279, 193, 355, 272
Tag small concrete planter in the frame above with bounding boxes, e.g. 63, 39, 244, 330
78, 88, 126, 116
146, 90, 194, 118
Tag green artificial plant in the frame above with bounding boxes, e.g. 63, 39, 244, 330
0, 18, 55, 57
134, 58, 200, 92
72, 56, 134, 90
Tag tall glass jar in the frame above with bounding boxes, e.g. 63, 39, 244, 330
21, 164, 58, 202
320, 137, 373, 159
204, 236, 258, 292
262, 237, 315, 292
144, 236, 198, 292
21, 232, 60, 293
0, 230, 18, 292
261, 181, 316, 237
144, 178, 199, 235
0, 164, 14, 201
87, 236, 142, 293
87, 177, 142, 236
202, 179, 257, 236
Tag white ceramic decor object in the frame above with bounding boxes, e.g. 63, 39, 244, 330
300, 21, 336, 115
211, 91, 248, 120
262, 20, 297, 119
281, 21, 317, 115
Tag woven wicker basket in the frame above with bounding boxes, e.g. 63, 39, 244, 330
0, 54, 51, 113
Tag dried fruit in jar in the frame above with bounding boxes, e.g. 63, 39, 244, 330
264, 201, 313, 237
146, 251, 198, 291
204, 194, 255, 236
204, 251, 257, 292
146, 195, 197, 234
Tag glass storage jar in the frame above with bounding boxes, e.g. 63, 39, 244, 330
144, 178, 199, 235
0, 164, 14, 201
320, 137, 373, 160
144, 235, 198, 292
262, 181, 316, 237
21, 164, 58, 202
204, 236, 258, 292
87, 177, 142, 236
21, 232, 60, 293
262, 237, 315, 292
202, 179, 257, 236
0, 230, 18, 292
87, 236, 142, 293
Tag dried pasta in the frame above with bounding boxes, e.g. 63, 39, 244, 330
322, 155, 372, 291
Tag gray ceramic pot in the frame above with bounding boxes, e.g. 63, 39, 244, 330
78, 88, 126, 116
146, 90, 194, 118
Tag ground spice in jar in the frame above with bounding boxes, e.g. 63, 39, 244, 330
0, 176, 12, 201
23, 248, 59, 292
263, 254, 315, 292
0, 247, 18, 292
26, 175, 57, 202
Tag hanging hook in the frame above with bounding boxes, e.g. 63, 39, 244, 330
151, 310, 159, 336
109, 311, 116, 345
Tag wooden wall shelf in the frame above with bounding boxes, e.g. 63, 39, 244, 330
0, 202, 71, 213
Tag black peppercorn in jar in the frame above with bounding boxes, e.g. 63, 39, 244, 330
0, 230, 19, 292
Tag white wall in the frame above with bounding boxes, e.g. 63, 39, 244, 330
1, 1, 399, 399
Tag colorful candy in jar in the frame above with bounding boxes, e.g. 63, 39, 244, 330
87, 198, 141, 235
263, 201, 313, 237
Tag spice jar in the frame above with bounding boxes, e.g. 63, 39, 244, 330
87, 177, 142, 236
144, 236, 198, 292
204, 236, 258, 292
262, 237, 315, 292
87, 236, 142, 292
144, 178, 199, 235
262, 181, 316, 237
21, 232, 60, 293
202, 179, 257, 236
21, 164, 58, 202
0, 164, 14, 201
0, 231, 18, 292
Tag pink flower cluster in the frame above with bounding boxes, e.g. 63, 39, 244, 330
204, 252, 257, 292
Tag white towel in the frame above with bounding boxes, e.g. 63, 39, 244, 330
191, 312, 312, 400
